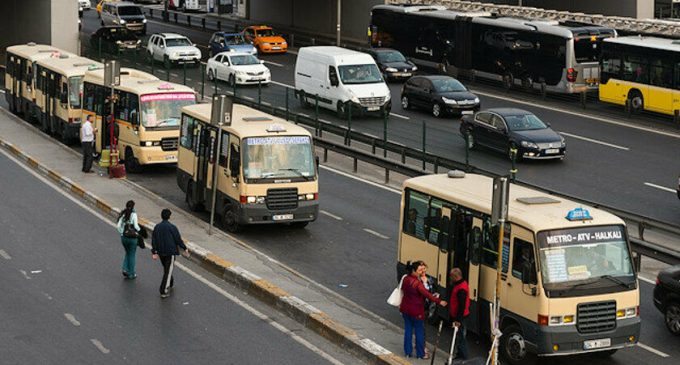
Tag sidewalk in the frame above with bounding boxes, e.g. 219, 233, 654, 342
0, 107, 432, 365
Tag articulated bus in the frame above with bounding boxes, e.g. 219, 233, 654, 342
34, 54, 102, 144
177, 103, 319, 233
398, 172, 639, 364
370, 5, 616, 93
4, 43, 75, 118
81, 68, 196, 172
600, 35, 680, 116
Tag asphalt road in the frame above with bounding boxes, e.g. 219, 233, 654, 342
78, 9, 680, 227
0, 149, 363, 365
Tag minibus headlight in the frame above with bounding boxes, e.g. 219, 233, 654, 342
144, 141, 152, 147
549, 316, 562, 325
350, 95, 360, 104
246, 196, 256, 204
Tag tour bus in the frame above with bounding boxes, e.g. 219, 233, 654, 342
4, 43, 75, 119
397, 171, 639, 364
370, 5, 616, 93
600, 35, 680, 116
177, 103, 319, 232
34, 54, 102, 144
81, 68, 196, 172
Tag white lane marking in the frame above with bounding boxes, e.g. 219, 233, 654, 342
176, 262, 346, 365
19, 270, 31, 279
319, 165, 401, 195
31, 270, 42, 274
264, 60, 284, 67
638, 275, 655, 285
271, 80, 294, 89
391, 113, 409, 120
1, 148, 345, 364
0, 249, 11, 260
90, 339, 110, 354
559, 132, 629, 151
64, 313, 81, 327
637, 342, 670, 358
320, 210, 343, 221
362, 228, 389, 240
644, 182, 676, 194
474, 89, 680, 140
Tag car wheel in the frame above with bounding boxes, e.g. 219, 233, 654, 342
431, 103, 442, 118
124, 147, 141, 173
628, 90, 644, 114
401, 95, 410, 110
665, 302, 680, 335
500, 324, 536, 365
208, 68, 215, 81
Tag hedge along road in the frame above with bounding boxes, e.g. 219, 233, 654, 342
79, 10, 680, 227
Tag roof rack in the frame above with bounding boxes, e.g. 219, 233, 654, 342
387, 0, 680, 36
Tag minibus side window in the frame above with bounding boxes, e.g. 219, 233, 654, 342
180, 115, 195, 149
218, 132, 229, 167
512, 238, 537, 284
403, 190, 428, 240
482, 219, 498, 268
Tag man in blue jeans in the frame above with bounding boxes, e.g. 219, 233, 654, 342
151, 209, 189, 298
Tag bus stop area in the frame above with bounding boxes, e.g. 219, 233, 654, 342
0, 107, 422, 365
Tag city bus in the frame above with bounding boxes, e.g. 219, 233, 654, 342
397, 171, 639, 364
34, 54, 102, 144
81, 68, 196, 172
600, 35, 680, 116
177, 102, 319, 233
370, 5, 616, 93
4, 43, 75, 119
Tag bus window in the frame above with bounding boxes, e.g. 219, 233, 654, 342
600, 50, 621, 83
404, 190, 428, 240
218, 132, 229, 167
482, 220, 499, 268
649, 58, 673, 89
622, 55, 648, 84
425, 199, 443, 244
180, 115, 195, 149
512, 239, 537, 284
468, 226, 482, 265
674, 62, 680, 90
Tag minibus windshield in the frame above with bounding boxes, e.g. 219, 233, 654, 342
140, 93, 195, 128
338, 64, 383, 85
243, 136, 315, 181
537, 225, 634, 289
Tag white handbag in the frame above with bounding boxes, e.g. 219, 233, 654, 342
387, 275, 407, 307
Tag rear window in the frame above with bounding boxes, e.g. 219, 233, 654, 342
574, 38, 603, 63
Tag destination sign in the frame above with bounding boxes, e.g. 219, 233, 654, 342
537, 225, 625, 248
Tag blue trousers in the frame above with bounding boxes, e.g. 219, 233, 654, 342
402, 313, 425, 358
455, 319, 469, 360
121, 236, 138, 276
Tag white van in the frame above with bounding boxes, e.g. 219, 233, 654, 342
295, 46, 391, 119
100, 1, 147, 35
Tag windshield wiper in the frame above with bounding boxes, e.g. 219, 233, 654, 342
600, 275, 632, 289
278, 168, 312, 181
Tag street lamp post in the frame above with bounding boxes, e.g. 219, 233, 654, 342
336, 0, 342, 46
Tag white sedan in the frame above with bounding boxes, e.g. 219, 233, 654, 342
206, 52, 271, 86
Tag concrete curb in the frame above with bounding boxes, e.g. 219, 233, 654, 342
0, 132, 411, 365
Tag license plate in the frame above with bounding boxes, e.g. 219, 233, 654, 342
545, 148, 560, 154
272, 214, 294, 221
461, 110, 474, 115
272, 46, 281, 50
394, 72, 411, 77
367, 106, 380, 111
583, 338, 611, 350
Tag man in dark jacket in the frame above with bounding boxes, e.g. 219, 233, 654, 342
152, 209, 189, 298
449, 267, 470, 360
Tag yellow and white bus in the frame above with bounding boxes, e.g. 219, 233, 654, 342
398, 172, 639, 364
4, 43, 75, 120
600, 35, 680, 116
177, 103, 319, 232
34, 54, 102, 144
81, 67, 196, 172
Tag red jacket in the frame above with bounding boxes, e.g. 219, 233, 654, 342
399, 274, 442, 320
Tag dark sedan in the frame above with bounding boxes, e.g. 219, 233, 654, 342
90, 26, 141, 53
654, 265, 680, 335
367, 48, 417, 82
401, 75, 480, 117
459, 108, 566, 160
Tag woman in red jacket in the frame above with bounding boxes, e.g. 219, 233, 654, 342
399, 260, 447, 359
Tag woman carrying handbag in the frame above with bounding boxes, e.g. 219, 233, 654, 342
117, 200, 140, 279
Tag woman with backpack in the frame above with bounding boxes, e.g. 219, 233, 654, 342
117, 200, 140, 279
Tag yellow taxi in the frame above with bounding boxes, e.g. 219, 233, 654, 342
242, 25, 288, 54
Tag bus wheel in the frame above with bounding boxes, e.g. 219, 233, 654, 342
628, 91, 644, 113
290, 222, 309, 229
501, 324, 535, 365
124, 147, 141, 173
503, 72, 514, 90
185, 181, 204, 212
431, 103, 442, 118
221, 208, 242, 233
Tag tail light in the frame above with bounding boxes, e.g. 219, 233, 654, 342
567, 68, 577, 83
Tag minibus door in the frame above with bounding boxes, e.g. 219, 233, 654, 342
194, 125, 215, 205
434, 206, 452, 319
466, 216, 484, 335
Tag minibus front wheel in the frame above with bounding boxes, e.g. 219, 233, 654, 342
500, 324, 535, 365
124, 147, 141, 173
221, 207, 242, 233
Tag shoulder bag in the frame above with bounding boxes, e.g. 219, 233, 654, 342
387, 275, 407, 307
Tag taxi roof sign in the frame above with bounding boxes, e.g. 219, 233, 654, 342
566, 207, 592, 221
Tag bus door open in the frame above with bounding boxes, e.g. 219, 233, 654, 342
466, 216, 484, 335
192, 124, 217, 206
432, 206, 452, 319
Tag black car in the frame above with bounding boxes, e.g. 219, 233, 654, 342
367, 48, 417, 82
401, 75, 480, 117
90, 26, 141, 53
459, 108, 566, 160
654, 265, 680, 335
